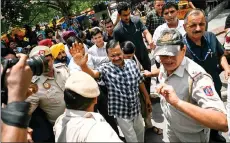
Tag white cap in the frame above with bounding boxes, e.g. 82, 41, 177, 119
65, 71, 100, 98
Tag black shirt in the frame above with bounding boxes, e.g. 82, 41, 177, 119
113, 16, 151, 70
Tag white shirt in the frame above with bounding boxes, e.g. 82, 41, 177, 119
88, 42, 107, 57
65, 44, 89, 61
68, 54, 94, 75
153, 20, 186, 44
68, 54, 109, 75
54, 110, 122, 142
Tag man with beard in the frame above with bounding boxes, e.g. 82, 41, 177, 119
50, 43, 70, 65
183, 9, 230, 142
26, 45, 69, 125
25, 46, 69, 142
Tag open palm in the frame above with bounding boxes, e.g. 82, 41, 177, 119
71, 42, 88, 66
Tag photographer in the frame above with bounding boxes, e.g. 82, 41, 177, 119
1, 54, 33, 142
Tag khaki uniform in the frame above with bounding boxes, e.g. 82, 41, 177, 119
158, 57, 226, 142
54, 109, 122, 142
26, 63, 69, 124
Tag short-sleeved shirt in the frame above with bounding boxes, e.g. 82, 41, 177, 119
146, 10, 165, 35
159, 57, 226, 142
97, 59, 144, 119
184, 32, 225, 93
26, 63, 69, 124
113, 16, 151, 70
54, 110, 122, 142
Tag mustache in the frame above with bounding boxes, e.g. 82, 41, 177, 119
193, 31, 202, 34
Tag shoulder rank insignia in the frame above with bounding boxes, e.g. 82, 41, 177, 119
192, 72, 203, 81
203, 86, 214, 96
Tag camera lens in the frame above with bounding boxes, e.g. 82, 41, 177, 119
27, 56, 49, 76
2, 55, 49, 76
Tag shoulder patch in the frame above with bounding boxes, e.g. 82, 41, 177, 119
203, 86, 214, 96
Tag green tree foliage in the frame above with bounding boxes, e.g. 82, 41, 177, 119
1, 0, 32, 26
1, 0, 106, 32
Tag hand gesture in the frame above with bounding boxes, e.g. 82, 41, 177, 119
71, 42, 88, 67
156, 83, 179, 106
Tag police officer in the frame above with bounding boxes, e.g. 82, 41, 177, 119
54, 71, 122, 142
26, 45, 69, 125
183, 9, 230, 142
154, 29, 228, 142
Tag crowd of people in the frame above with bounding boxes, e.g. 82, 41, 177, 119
1, 0, 230, 142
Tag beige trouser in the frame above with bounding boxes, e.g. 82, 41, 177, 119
116, 114, 144, 142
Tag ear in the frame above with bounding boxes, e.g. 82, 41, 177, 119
182, 45, 186, 53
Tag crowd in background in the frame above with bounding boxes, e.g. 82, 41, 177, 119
1, 0, 230, 143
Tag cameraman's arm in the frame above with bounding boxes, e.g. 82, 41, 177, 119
1, 54, 33, 142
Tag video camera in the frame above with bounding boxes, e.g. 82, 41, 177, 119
1, 56, 49, 104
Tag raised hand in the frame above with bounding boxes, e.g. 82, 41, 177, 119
71, 41, 88, 66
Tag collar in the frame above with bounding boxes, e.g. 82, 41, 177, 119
65, 109, 88, 117
121, 17, 134, 27
64, 109, 104, 121
154, 9, 162, 17
95, 42, 107, 49
111, 59, 128, 69
165, 19, 183, 29
186, 35, 206, 47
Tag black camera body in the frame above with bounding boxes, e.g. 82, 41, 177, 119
1, 56, 48, 104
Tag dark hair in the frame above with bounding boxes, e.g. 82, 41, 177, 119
106, 39, 120, 53
104, 18, 113, 26
121, 41, 136, 54
91, 28, 103, 37
1, 47, 16, 58
117, 2, 130, 14
77, 31, 84, 39
64, 89, 95, 110
162, 2, 178, 15
66, 36, 83, 50
45, 28, 54, 37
